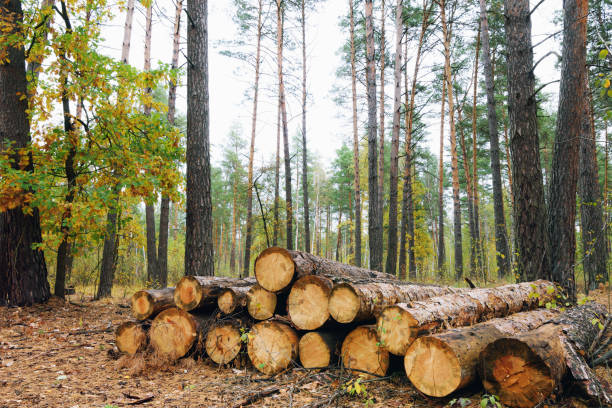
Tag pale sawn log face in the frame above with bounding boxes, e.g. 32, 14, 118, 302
246, 284, 277, 320
247, 321, 298, 375
254, 247, 296, 292
341, 325, 389, 379
116, 321, 148, 355
131, 287, 175, 320
205, 323, 243, 365
217, 286, 250, 315
149, 308, 199, 360
174, 276, 255, 311
299, 332, 332, 368
287, 275, 332, 330
377, 280, 554, 356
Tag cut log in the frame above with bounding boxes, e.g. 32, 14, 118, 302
404, 308, 559, 397
341, 325, 389, 379
287, 275, 333, 330
217, 285, 251, 315
174, 276, 255, 311
254, 247, 394, 293
299, 331, 343, 368
149, 307, 210, 360
329, 281, 466, 324
247, 321, 298, 375
479, 302, 610, 408
130, 287, 175, 320
246, 284, 278, 320
377, 280, 554, 355
205, 317, 250, 365
116, 321, 149, 355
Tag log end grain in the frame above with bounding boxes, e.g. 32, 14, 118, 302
246, 284, 277, 320
376, 305, 418, 356
247, 321, 298, 375
480, 337, 554, 408
205, 322, 243, 365
404, 336, 462, 397
299, 332, 332, 368
116, 321, 147, 355
131, 291, 155, 320
287, 275, 332, 330
254, 247, 295, 292
174, 276, 202, 311
149, 308, 198, 360
328, 283, 361, 324
341, 325, 389, 379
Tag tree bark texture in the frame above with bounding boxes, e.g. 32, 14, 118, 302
349, 0, 362, 267
185, 0, 214, 276
377, 0, 386, 237
547, 0, 588, 302
504, 0, 549, 282
131, 287, 175, 320
174, 275, 255, 311
365, 0, 382, 272
0, 0, 50, 306
479, 0, 510, 279
437, 76, 447, 276
385, 0, 403, 277
301, 0, 310, 253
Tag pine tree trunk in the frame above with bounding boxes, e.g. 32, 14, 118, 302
365, 0, 382, 272
471, 27, 483, 277
580, 82, 607, 290
185, 0, 214, 276
385, 0, 403, 277
301, 0, 310, 253
378, 0, 386, 239
505, 0, 549, 282
159, 0, 183, 287
273, 99, 280, 247
0, 0, 50, 306
437, 81, 446, 276
547, 0, 587, 302
440, 0, 463, 280
229, 173, 238, 274
336, 210, 343, 261
349, 0, 362, 267
479, 0, 510, 279
457, 105, 477, 277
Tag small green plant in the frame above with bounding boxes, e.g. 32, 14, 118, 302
183, 384, 196, 391
239, 327, 251, 344
345, 377, 374, 406
448, 397, 471, 407
480, 394, 502, 408
104, 405, 119, 408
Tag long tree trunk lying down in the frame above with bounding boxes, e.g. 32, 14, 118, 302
217, 285, 251, 315
341, 325, 389, 379
376, 280, 554, 355
404, 308, 559, 397
479, 302, 610, 408
116, 321, 149, 355
299, 331, 344, 368
205, 317, 251, 365
247, 321, 298, 375
254, 247, 395, 293
246, 284, 278, 320
149, 308, 211, 360
131, 287, 175, 320
174, 276, 256, 311
287, 275, 333, 330
328, 282, 468, 324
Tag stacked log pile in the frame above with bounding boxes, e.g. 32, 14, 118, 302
113, 247, 610, 407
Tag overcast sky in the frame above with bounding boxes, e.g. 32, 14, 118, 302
100, 0, 563, 171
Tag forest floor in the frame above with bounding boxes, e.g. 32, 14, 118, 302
1, 290, 611, 408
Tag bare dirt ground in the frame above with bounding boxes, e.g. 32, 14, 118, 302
1, 290, 611, 408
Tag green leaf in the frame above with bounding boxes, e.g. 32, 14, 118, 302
599, 49, 609, 59
481, 399, 488, 408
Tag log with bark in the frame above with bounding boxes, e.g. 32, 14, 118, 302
205, 317, 250, 365
299, 331, 344, 368
217, 285, 251, 315
254, 247, 394, 293
130, 287, 175, 320
247, 320, 298, 375
116, 321, 149, 355
174, 276, 255, 311
287, 275, 333, 330
246, 284, 278, 320
377, 280, 554, 355
479, 302, 611, 408
341, 325, 389, 379
149, 307, 211, 360
328, 281, 466, 324
404, 308, 559, 397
